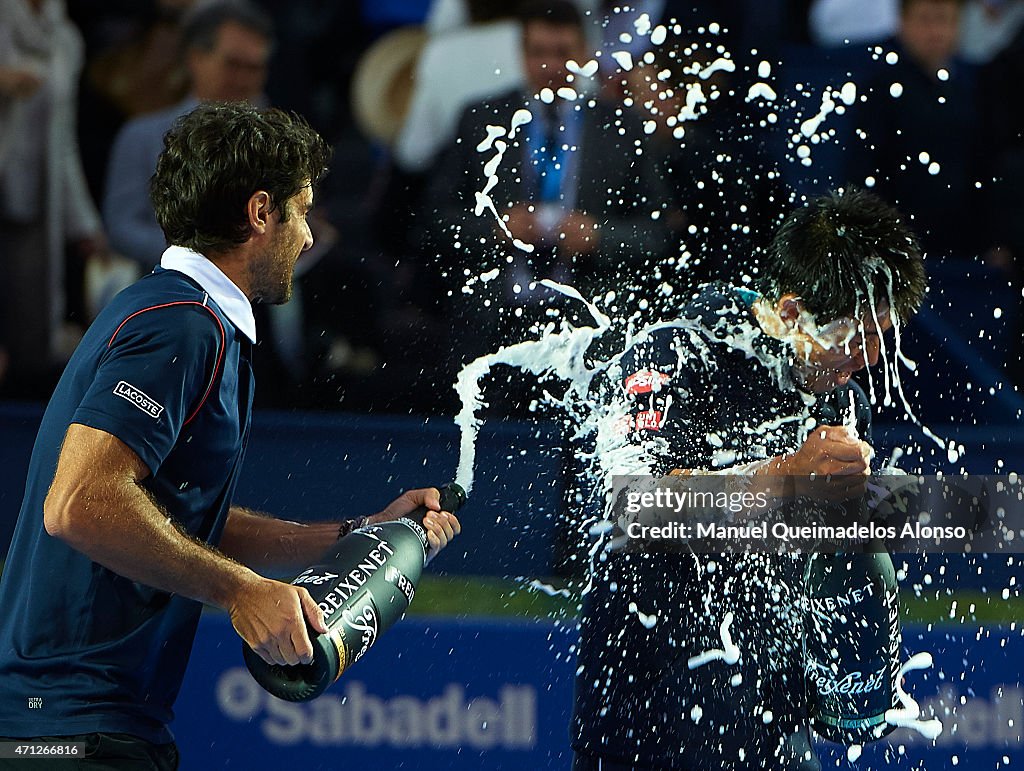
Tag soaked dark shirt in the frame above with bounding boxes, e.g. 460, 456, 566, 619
572, 283, 870, 769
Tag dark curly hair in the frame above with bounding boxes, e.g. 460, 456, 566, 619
151, 102, 331, 254
757, 187, 927, 322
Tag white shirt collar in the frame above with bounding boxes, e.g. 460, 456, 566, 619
159, 246, 257, 343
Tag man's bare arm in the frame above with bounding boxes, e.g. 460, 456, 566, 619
219, 508, 348, 577
219, 488, 462, 577
43, 423, 326, 666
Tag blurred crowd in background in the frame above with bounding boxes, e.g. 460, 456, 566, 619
1, 0, 1022, 417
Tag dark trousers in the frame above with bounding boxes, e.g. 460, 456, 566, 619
0, 733, 178, 770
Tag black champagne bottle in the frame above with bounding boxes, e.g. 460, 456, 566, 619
243, 483, 467, 701
803, 548, 901, 743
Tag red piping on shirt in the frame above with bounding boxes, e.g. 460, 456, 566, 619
107, 301, 226, 426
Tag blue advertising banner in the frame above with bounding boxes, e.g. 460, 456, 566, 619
174, 614, 1022, 770
173, 614, 578, 770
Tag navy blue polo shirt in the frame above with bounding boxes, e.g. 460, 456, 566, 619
0, 264, 254, 744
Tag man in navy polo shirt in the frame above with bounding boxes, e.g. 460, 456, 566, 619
0, 103, 460, 769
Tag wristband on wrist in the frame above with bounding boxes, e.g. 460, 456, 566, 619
337, 516, 370, 541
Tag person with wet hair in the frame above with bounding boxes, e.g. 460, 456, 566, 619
757, 186, 927, 329
572, 188, 925, 770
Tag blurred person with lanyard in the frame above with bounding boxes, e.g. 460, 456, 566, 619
426, 0, 671, 362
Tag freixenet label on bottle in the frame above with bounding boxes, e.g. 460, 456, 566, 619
806, 581, 877, 614
339, 592, 380, 667
243, 483, 467, 703
804, 551, 902, 744
313, 535, 398, 618
809, 663, 888, 697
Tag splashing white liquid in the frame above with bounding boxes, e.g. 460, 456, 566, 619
633, 12, 652, 36
444, 32, 965, 766
611, 50, 634, 71
528, 579, 572, 598
509, 108, 533, 134
884, 652, 944, 740
699, 57, 736, 79
453, 281, 612, 495
680, 82, 708, 121
687, 611, 741, 669
628, 601, 658, 628
800, 90, 837, 138
566, 59, 599, 78
473, 108, 535, 255
746, 82, 777, 102
476, 124, 506, 153
878, 264, 950, 457
445, 280, 947, 766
